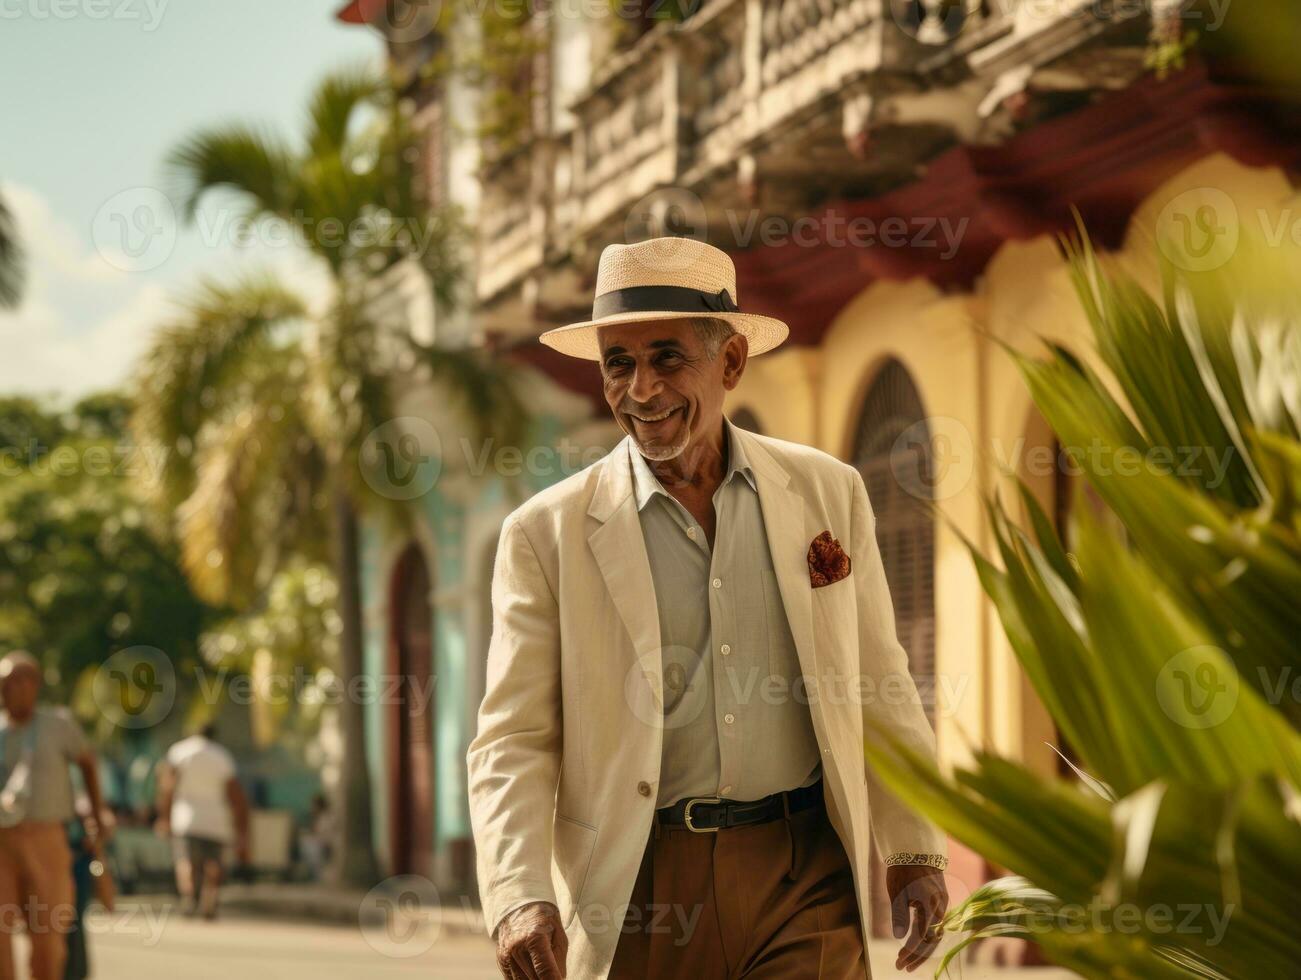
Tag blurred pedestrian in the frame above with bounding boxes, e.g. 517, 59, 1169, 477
154, 724, 249, 920
62, 793, 94, 980
298, 793, 333, 882
0, 651, 109, 980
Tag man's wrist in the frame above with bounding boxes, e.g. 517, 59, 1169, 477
493, 899, 558, 941
884, 852, 948, 871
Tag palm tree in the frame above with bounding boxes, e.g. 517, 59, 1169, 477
134, 66, 528, 887
0, 189, 24, 308
864, 232, 1301, 978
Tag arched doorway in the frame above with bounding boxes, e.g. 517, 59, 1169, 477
851, 359, 939, 940
387, 543, 435, 877
850, 359, 937, 721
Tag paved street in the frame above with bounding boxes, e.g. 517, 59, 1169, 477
42, 908, 500, 980
14, 902, 1075, 980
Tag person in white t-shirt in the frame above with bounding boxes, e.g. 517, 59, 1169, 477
155, 725, 249, 919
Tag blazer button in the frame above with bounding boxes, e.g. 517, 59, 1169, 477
637, 781, 652, 797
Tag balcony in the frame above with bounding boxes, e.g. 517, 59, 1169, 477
476, 0, 1150, 323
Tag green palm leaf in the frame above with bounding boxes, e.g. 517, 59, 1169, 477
0, 190, 24, 308
866, 231, 1301, 978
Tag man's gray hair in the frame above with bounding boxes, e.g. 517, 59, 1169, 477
0, 650, 40, 683
691, 317, 737, 359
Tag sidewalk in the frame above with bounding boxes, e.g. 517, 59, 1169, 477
118, 885, 1072, 978
125, 882, 491, 936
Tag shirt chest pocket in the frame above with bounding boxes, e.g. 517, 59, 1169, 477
759, 567, 801, 679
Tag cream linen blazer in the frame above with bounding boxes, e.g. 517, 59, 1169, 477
467, 427, 947, 979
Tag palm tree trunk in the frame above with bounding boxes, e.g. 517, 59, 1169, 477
331, 480, 382, 887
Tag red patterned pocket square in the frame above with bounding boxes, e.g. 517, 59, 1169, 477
808, 530, 851, 588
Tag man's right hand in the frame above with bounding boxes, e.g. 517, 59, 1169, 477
494, 901, 568, 980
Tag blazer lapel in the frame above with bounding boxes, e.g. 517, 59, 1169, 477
738, 429, 819, 680
588, 437, 663, 707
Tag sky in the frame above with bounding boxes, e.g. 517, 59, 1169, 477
0, 0, 382, 401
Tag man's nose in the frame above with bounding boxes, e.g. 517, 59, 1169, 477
627, 363, 662, 404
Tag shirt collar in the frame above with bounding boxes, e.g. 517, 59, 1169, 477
629, 416, 756, 511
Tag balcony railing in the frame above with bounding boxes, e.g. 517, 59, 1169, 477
475, 0, 1096, 308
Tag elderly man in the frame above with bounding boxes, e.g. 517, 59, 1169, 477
468, 237, 948, 980
0, 651, 108, 980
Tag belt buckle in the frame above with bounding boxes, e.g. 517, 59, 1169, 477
682, 797, 722, 833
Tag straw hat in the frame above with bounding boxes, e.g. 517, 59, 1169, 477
538, 237, 789, 360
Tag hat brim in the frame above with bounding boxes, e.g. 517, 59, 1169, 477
538, 311, 790, 360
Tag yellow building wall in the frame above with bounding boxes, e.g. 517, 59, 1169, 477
724, 151, 1298, 779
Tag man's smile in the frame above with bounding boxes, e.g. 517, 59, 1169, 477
627, 404, 685, 431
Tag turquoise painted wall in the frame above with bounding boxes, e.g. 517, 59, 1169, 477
359, 520, 388, 863
359, 409, 602, 875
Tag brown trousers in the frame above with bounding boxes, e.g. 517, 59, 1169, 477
608, 800, 865, 979
0, 822, 75, 980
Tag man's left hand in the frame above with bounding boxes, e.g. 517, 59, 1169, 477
887, 864, 949, 972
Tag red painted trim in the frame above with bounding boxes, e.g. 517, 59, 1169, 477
730, 60, 1301, 347
502, 337, 609, 414
335, 0, 386, 25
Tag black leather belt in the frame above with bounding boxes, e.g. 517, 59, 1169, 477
655, 781, 824, 833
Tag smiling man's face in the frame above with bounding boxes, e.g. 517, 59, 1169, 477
598, 318, 746, 462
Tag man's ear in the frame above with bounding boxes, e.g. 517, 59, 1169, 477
721, 332, 749, 390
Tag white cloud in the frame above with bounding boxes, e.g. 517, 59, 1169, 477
0, 180, 163, 399
0, 180, 337, 402
3, 181, 123, 286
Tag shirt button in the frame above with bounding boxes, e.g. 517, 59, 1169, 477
724, 713, 735, 725
686, 526, 697, 539
720, 643, 731, 656
720, 785, 732, 796
712, 577, 722, 589
637, 781, 652, 797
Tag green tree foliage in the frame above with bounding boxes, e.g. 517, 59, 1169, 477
140, 65, 529, 887
0, 394, 214, 735
0, 190, 23, 308
199, 560, 340, 750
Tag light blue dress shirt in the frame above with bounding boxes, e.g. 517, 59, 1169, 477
629, 418, 822, 808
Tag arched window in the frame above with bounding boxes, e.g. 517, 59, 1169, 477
850, 360, 936, 723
